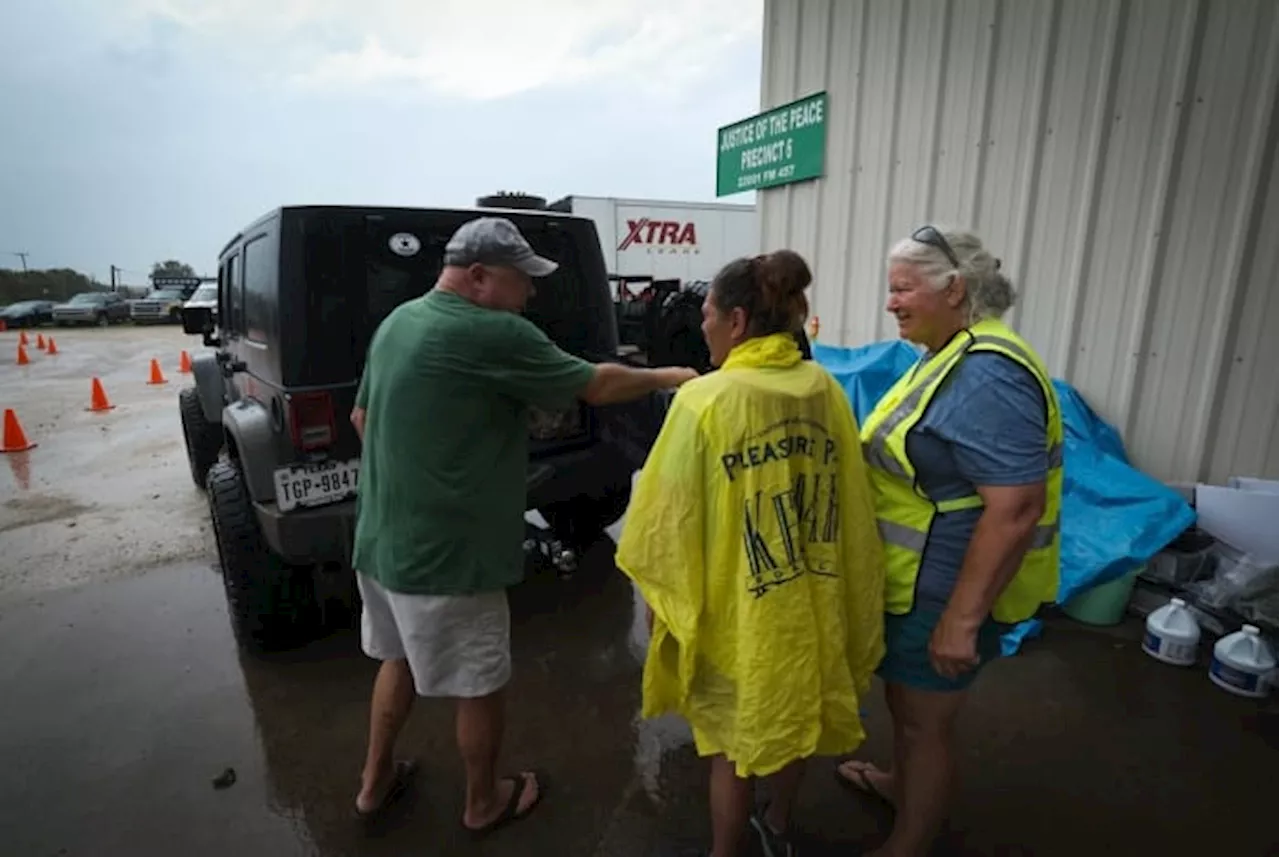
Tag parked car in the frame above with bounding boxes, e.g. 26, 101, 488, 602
52, 292, 131, 326
0, 300, 56, 329
182, 283, 218, 324
179, 204, 674, 652
130, 287, 192, 324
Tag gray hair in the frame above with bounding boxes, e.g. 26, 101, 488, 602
887, 228, 1015, 323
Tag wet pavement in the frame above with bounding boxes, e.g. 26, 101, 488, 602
1, 325, 1276, 856
1, 324, 215, 597
0, 542, 1276, 857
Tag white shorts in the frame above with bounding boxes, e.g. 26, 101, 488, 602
356, 572, 512, 698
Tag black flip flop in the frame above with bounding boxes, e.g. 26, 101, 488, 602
463, 770, 548, 840
834, 761, 894, 810
354, 759, 419, 827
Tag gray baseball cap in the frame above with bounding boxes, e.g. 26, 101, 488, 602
443, 216, 559, 277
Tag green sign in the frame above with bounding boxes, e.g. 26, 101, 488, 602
716, 91, 828, 197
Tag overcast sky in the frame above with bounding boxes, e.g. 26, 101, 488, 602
0, 0, 763, 284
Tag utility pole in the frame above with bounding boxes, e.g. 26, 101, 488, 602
12, 251, 28, 271
110, 265, 119, 292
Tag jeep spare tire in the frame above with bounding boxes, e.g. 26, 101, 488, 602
179, 387, 223, 489
207, 459, 319, 652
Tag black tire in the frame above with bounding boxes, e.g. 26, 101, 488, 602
179, 387, 222, 489
540, 482, 632, 551
207, 459, 319, 652
96, 313, 108, 328
169, 307, 182, 323
653, 292, 712, 372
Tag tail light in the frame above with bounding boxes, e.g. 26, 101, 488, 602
289, 391, 335, 451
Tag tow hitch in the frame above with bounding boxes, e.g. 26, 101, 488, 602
524, 463, 578, 577
523, 524, 578, 577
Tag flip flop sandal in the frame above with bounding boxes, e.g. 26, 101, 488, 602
833, 762, 894, 811
748, 812, 798, 857
354, 759, 419, 827
463, 770, 548, 840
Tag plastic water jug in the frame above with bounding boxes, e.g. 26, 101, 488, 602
1209, 624, 1277, 698
1142, 597, 1200, 666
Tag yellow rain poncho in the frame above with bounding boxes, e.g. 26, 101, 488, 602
616, 332, 885, 777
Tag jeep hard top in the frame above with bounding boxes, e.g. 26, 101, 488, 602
180, 204, 672, 651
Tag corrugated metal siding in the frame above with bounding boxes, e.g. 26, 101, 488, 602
758, 0, 1277, 483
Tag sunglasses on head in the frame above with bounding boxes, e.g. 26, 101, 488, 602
911, 225, 959, 269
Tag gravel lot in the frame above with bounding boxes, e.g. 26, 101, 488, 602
0, 324, 216, 598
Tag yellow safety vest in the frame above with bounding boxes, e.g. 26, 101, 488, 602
858, 318, 1062, 623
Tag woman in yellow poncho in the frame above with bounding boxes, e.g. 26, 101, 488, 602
616, 250, 885, 857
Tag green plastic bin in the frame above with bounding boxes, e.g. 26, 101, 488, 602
1062, 566, 1143, 626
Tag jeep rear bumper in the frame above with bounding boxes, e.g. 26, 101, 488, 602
249, 442, 635, 567
525, 445, 634, 510
253, 498, 355, 565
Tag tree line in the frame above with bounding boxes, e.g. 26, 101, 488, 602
0, 268, 103, 304
1, 260, 200, 305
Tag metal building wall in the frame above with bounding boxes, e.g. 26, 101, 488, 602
758, 0, 1277, 483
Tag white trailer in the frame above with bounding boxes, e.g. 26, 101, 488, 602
548, 195, 757, 282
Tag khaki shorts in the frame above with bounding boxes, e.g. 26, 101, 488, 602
356, 572, 512, 698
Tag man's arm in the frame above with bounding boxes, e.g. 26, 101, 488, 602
492, 314, 696, 409
351, 370, 369, 441
580, 362, 698, 406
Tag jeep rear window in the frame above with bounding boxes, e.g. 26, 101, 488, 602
298, 218, 590, 384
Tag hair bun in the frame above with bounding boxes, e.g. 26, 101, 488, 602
759, 250, 813, 296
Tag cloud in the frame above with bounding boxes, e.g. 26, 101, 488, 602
0, 0, 763, 277
123, 0, 762, 100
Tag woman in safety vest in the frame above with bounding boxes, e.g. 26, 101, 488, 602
617, 250, 886, 857
835, 226, 1062, 857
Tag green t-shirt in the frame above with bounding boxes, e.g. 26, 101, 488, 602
351, 290, 596, 596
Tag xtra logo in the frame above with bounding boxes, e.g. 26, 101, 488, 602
618, 218, 698, 251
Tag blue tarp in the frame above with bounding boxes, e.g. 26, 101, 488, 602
812, 340, 1196, 655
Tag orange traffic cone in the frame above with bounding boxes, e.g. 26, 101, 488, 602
36, 333, 46, 350
2, 409, 36, 453
16, 344, 30, 366
147, 358, 168, 385
178, 350, 192, 373
0, 318, 7, 331
87, 378, 115, 412
19, 330, 29, 346
46, 337, 58, 355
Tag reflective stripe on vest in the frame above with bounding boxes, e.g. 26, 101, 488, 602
877, 517, 1060, 554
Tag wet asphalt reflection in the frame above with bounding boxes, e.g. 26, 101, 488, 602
0, 542, 1275, 857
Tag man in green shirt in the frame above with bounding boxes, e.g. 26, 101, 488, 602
349, 216, 696, 836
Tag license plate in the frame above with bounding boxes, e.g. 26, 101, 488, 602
272, 459, 360, 512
